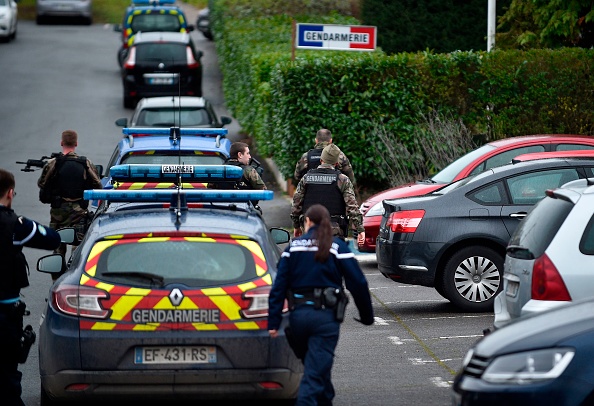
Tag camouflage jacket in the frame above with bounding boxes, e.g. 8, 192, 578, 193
37, 152, 102, 202
291, 163, 363, 232
293, 141, 356, 185
229, 159, 267, 190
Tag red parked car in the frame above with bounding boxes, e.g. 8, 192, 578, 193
358, 134, 594, 252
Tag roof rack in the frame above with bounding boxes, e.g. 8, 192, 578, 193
123, 127, 227, 148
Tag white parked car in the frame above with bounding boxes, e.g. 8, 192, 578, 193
115, 96, 232, 128
0, 0, 18, 43
494, 177, 594, 328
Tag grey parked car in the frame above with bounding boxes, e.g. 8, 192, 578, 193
36, 0, 92, 25
494, 177, 594, 328
377, 157, 594, 312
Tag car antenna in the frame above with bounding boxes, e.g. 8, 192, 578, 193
169, 70, 184, 228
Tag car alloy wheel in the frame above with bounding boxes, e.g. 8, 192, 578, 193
442, 246, 503, 312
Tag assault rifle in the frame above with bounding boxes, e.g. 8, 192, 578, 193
16, 153, 61, 172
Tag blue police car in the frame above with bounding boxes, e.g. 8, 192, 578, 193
115, 0, 194, 67
36, 165, 301, 404
102, 127, 231, 190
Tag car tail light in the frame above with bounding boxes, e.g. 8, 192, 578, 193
123, 47, 136, 69
52, 284, 111, 319
531, 254, 571, 301
240, 286, 288, 318
186, 47, 200, 68
386, 210, 425, 233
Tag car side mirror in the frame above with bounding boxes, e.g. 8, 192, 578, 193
187, 24, 195, 32
57, 227, 76, 244
94, 164, 104, 178
115, 117, 128, 127
270, 228, 290, 244
221, 116, 232, 126
37, 254, 65, 275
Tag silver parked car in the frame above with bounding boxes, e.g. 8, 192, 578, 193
494, 177, 594, 328
36, 0, 92, 25
0, 0, 18, 42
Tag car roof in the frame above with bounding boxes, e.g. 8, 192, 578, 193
132, 31, 191, 44
117, 134, 231, 156
458, 156, 594, 187
473, 297, 594, 357
512, 149, 594, 163
136, 96, 209, 109
487, 133, 594, 147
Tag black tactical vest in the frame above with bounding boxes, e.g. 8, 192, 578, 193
0, 207, 29, 300
302, 168, 345, 216
56, 155, 88, 199
306, 148, 323, 172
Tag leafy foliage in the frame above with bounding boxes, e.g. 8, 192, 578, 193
497, 0, 594, 49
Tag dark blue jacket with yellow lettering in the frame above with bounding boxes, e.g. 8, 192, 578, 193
268, 226, 374, 330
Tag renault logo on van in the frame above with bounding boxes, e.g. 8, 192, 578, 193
169, 288, 184, 306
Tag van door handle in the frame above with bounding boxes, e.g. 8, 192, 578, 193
509, 213, 527, 219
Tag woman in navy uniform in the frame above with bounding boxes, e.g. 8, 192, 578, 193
268, 204, 374, 406
0, 168, 61, 406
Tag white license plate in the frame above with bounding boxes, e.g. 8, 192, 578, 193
148, 77, 174, 85
135, 346, 216, 364
162, 165, 194, 174
505, 281, 519, 297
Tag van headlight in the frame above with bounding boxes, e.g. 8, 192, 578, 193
482, 348, 574, 384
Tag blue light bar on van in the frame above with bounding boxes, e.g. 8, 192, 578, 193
109, 164, 242, 182
122, 127, 227, 137
131, 0, 176, 5
84, 189, 273, 203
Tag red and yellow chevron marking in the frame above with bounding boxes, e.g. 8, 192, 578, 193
80, 234, 271, 331
113, 182, 208, 190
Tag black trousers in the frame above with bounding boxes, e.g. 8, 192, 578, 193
0, 305, 25, 406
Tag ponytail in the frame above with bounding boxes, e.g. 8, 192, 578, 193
304, 204, 333, 262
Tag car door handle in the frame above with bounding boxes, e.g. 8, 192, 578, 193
509, 213, 527, 219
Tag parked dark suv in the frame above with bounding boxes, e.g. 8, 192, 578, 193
121, 31, 203, 108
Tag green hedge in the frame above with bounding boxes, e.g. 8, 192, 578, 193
211, 0, 594, 191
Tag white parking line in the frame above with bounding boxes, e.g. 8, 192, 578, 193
410, 357, 455, 365
388, 336, 405, 345
430, 376, 453, 388
374, 317, 390, 325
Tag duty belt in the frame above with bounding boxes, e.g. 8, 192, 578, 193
290, 287, 341, 309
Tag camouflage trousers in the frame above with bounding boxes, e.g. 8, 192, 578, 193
49, 200, 88, 258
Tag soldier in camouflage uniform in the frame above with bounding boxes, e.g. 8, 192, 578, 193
226, 142, 267, 190
293, 128, 355, 186
291, 144, 365, 245
37, 130, 102, 277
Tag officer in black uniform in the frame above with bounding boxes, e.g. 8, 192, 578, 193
0, 168, 61, 406
269, 204, 374, 406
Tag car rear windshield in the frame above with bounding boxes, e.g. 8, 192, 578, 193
89, 237, 264, 287
507, 196, 573, 258
130, 14, 182, 34
121, 152, 225, 165
137, 108, 211, 127
135, 43, 187, 64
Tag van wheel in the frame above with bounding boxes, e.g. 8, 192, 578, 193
442, 246, 503, 312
